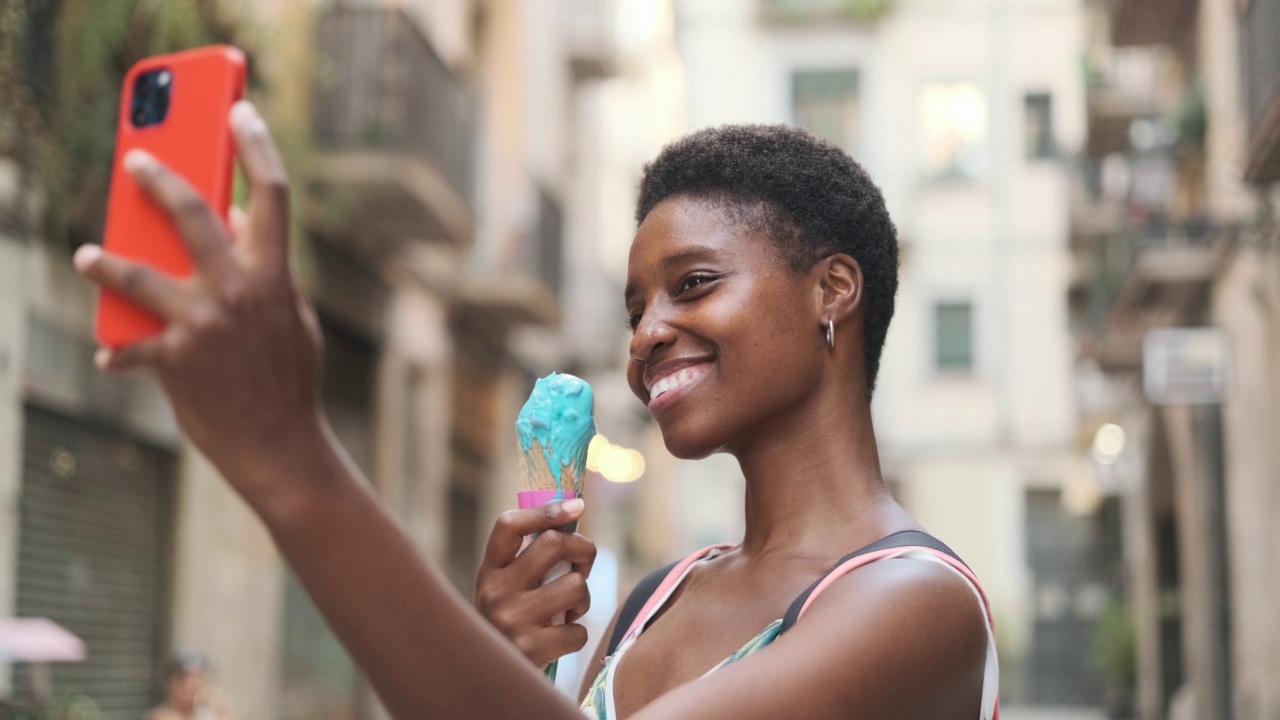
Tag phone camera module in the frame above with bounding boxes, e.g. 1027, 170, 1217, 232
130, 68, 173, 128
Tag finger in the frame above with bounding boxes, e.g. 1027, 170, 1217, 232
571, 536, 598, 585
94, 342, 162, 374
514, 530, 597, 588
229, 101, 291, 272
229, 205, 250, 245
522, 624, 589, 667
481, 499, 586, 569
525, 570, 591, 624
124, 150, 234, 278
74, 244, 189, 319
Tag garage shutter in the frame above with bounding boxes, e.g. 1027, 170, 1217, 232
11, 405, 176, 719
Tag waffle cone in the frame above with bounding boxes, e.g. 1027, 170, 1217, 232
518, 438, 585, 494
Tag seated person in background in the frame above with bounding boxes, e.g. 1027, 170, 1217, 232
146, 652, 235, 720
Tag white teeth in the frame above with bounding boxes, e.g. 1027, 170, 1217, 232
649, 366, 707, 401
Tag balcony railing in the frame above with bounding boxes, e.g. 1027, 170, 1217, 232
1242, 0, 1280, 182
313, 7, 476, 212
1078, 215, 1223, 369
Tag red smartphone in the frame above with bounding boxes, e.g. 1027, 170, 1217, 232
96, 45, 247, 349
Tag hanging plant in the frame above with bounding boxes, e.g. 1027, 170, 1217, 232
762, 0, 897, 25
4, 0, 252, 249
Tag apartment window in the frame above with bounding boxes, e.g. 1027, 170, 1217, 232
917, 81, 987, 181
1024, 92, 1056, 160
934, 301, 974, 371
792, 70, 860, 154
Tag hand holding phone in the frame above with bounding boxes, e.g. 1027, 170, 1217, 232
97, 45, 246, 348
76, 99, 327, 506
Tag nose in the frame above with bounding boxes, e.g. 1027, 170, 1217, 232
629, 306, 677, 365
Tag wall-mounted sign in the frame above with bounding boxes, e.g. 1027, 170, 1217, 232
1143, 328, 1230, 406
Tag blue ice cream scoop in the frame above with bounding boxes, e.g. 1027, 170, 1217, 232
515, 372, 596, 495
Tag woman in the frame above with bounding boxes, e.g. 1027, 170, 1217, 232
75, 101, 998, 719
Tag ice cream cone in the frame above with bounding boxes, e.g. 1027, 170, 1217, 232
513, 373, 596, 683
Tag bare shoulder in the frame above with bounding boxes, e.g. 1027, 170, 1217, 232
796, 555, 988, 702
630, 554, 990, 719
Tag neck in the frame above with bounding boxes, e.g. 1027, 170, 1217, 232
731, 379, 912, 559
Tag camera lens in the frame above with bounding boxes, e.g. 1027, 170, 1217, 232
130, 67, 172, 128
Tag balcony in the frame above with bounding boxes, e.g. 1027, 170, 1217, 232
311, 7, 476, 250
1069, 159, 1123, 248
1084, 47, 1167, 156
564, 0, 619, 79
1087, 219, 1226, 371
454, 184, 564, 328
1109, 221, 1219, 316
1111, 0, 1197, 46
1242, 0, 1280, 183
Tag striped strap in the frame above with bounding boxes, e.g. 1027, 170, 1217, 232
614, 544, 734, 651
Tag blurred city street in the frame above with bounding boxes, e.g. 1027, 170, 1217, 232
1, 0, 1278, 718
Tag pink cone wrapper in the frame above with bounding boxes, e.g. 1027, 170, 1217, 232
518, 489, 579, 509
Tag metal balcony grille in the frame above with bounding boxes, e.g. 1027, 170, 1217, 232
313, 7, 476, 210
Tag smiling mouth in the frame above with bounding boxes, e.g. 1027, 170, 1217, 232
647, 363, 712, 402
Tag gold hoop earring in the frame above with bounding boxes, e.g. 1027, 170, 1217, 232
825, 318, 835, 349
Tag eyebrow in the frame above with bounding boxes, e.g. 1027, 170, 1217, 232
624, 245, 723, 303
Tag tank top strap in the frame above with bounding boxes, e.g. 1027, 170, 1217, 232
615, 543, 735, 649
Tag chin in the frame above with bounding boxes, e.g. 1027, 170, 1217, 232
655, 414, 731, 460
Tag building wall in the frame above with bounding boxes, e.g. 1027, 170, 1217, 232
669, 0, 1085, 701
1212, 251, 1280, 717
169, 455, 284, 720
1198, 0, 1280, 714
0, 162, 29, 696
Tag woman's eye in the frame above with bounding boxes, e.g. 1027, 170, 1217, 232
627, 313, 642, 331
677, 274, 714, 295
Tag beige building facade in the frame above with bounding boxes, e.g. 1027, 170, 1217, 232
1072, 0, 1280, 718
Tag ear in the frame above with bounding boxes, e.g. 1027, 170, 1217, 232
811, 253, 863, 325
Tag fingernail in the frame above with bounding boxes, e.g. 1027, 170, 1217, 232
230, 101, 263, 133
73, 243, 101, 270
562, 498, 585, 515
123, 149, 153, 174
93, 348, 113, 370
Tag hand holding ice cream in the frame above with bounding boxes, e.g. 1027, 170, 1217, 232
475, 373, 599, 677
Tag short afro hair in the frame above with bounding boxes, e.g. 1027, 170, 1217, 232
636, 124, 900, 395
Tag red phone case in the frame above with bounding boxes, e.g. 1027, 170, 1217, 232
96, 45, 246, 348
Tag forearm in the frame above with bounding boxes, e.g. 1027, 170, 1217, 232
239, 431, 580, 719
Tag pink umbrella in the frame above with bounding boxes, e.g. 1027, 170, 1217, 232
0, 618, 86, 663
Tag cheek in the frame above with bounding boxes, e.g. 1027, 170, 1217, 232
625, 360, 646, 400
713, 280, 815, 380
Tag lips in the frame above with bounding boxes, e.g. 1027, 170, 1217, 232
643, 359, 713, 411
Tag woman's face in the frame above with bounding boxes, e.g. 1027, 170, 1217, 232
625, 196, 826, 458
